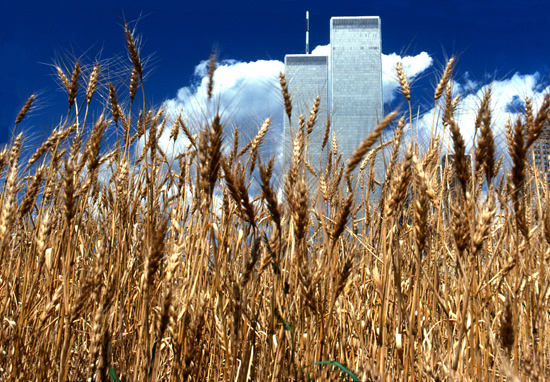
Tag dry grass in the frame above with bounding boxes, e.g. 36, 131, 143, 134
0, 26, 549, 382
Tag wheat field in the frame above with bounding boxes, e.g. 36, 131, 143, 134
0, 24, 549, 382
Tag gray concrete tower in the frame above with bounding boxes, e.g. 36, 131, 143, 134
282, 54, 329, 168
330, 16, 383, 161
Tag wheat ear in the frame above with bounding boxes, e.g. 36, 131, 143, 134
396, 62, 410, 101
15, 94, 35, 126
434, 57, 455, 101
279, 72, 292, 122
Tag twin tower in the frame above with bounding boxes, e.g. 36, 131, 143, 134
283, 16, 383, 167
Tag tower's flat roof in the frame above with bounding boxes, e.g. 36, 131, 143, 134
330, 16, 380, 20
330, 16, 380, 28
285, 54, 328, 58
285, 55, 328, 65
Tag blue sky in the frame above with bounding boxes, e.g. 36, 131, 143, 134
2, 0, 550, 148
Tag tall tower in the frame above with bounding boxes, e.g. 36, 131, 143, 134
531, 121, 550, 184
330, 16, 383, 162
282, 54, 329, 168
282, 11, 329, 170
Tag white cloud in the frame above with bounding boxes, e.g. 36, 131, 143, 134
381, 52, 433, 103
416, 72, 549, 155
161, 58, 285, 161
163, 48, 434, 142
162, 49, 549, 173
311, 44, 330, 56
164, 59, 284, 128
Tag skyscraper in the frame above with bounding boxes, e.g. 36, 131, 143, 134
531, 121, 550, 184
330, 16, 383, 161
283, 54, 329, 168
283, 15, 383, 168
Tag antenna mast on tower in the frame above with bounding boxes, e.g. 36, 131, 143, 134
305, 10, 310, 54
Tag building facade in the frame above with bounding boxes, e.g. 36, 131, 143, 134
283, 54, 329, 169
531, 121, 550, 184
330, 16, 383, 162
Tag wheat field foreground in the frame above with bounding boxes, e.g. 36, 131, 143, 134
0, 25, 549, 382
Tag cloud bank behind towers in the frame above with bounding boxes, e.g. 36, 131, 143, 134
163, 46, 433, 128
162, 46, 548, 161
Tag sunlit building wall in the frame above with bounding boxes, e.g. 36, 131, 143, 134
283, 54, 329, 169
330, 16, 383, 162
531, 122, 550, 184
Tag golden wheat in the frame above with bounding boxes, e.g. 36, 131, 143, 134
1, 24, 550, 382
